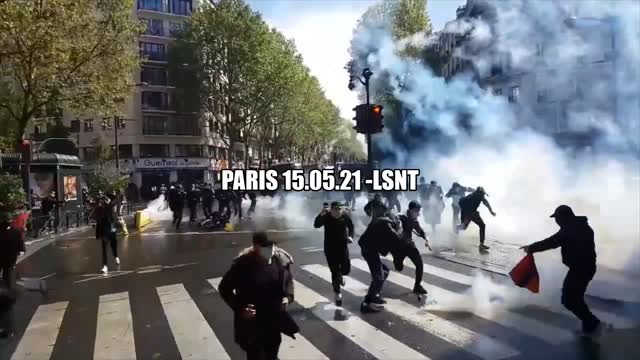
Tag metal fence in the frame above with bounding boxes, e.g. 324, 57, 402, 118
25, 202, 147, 239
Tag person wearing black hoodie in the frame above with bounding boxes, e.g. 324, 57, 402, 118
218, 232, 298, 360
458, 187, 496, 251
521, 205, 605, 337
393, 201, 429, 295
358, 208, 401, 313
314, 201, 354, 305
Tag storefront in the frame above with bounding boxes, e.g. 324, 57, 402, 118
134, 157, 210, 197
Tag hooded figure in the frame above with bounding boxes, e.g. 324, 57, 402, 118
522, 205, 604, 337
458, 186, 496, 251
218, 233, 298, 360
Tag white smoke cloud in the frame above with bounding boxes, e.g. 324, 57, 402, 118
350, 0, 640, 307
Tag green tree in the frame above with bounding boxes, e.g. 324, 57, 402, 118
90, 134, 112, 170
0, 0, 142, 148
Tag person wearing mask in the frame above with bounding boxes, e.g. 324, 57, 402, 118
0, 213, 25, 290
314, 201, 354, 306
218, 232, 298, 360
393, 201, 429, 296
458, 187, 495, 251
445, 182, 474, 232
95, 196, 119, 274
358, 207, 401, 313
521, 205, 607, 337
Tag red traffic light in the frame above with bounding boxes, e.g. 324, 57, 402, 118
372, 105, 382, 114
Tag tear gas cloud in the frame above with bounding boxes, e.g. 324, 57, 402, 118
350, 0, 640, 304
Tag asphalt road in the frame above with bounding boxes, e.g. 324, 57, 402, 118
2, 206, 639, 360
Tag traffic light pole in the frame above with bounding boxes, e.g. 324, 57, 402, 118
114, 115, 119, 172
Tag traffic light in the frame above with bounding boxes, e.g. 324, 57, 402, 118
370, 104, 384, 133
101, 118, 112, 130
352, 104, 368, 134
116, 117, 125, 129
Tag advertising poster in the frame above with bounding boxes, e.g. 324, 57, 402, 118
64, 176, 78, 201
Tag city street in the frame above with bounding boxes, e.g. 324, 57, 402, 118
2, 202, 639, 360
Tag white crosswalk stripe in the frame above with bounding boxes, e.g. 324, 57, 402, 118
6, 258, 635, 360
94, 292, 136, 360
10, 302, 68, 360
351, 258, 576, 345
207, 278, 329, 360
157, 284, 231, 359
302, 264, 520, 360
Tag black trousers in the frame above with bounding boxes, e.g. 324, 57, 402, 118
189, 204, 198, 222
562, 267, 600, 332
203, 201, 213, 218
392, 245, 423, 289
248, 199, 257, 215
173, 208, 183, 230
246, 333, 281, 360
101, 234, 118, 266
1, 265, 16, 290
234, 200, 243, 219
325, 249, 350, 293
361, 248, 389, 303
461, 211, 485, 244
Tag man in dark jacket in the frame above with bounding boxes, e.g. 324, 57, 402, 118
95, 196, 119, 274
201, 184, 214, 218
458, 187, 496, 251
446, 182, 474, 231
0, 213, 26, 290
364, 193, 388, 220
521, 205, 605, 337
358, 212, 401, 313
218, 232, 298, 360
314, 201, 354, 306
187, 185, 201, 223
393, 201, 429, 295
171, 185, 186, 230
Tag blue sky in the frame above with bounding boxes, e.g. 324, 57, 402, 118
246, 0, 466, 118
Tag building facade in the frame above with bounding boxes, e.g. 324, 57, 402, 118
28, 0, 230, 199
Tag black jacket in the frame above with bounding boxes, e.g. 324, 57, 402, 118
459, 191, 489, 213
358, 216, 401, 255
529, 216, 596, 270
314, 213, 354, 252
0, 226, 26, 267
364, 199, 388, 218
218, 248, 298, 350
398, 213, 426, 246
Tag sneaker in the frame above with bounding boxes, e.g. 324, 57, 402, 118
479, 244, 490, 251
413, 285, 428, 295
360, 302, 382, 313
335, 292, 343, 306
369, 296, 387, 305
115, 257, 120, 265
101, 265, 108, 274
340, 277, 346, 287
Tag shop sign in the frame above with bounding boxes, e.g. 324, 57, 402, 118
136, 158, 209, 169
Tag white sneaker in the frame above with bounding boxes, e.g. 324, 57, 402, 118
115, 257, 120, 265
101, 266, 108, 274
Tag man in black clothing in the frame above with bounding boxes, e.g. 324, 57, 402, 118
0, 213, 25, 290
233, 190, 245, 220
393, 201, 429, 295
521, 205, 605, 337
187, 185, 200, 223
247, 191, 258, 218
358, 211, 401, 313
314, 201, 354, 305
458, 187, 496, 251
172, 185, 186, 230
201, 184, 214, 218
364, 193, 388, 219
445, 182, 474, 231
218, 232, 298, 360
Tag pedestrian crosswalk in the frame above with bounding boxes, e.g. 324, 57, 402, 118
4, 259, 635, 360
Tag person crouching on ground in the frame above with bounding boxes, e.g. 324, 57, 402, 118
521, 205, 606, 337
314, 201, 354, 306
218, 232, 299, 360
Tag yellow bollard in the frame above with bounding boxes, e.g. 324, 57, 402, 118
224, 223, 234, 232
135, 210, 153, 230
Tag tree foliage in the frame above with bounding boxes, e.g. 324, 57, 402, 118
0, 173, 26, 214
0, 0, 142, 148
171, 0, 361, 165
85, 168, 128, 198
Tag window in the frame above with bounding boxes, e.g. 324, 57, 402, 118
34, 123, 47, 135
84, 119, 94, 132
141, 66, 167, 86
208, 146, 217, 158
116, 145, 133, 159
169, 22, 185, 37
141, 18, 164, 36
508, 86, 520, 103
138, 0, 162, 12
139, 144, 169, 157
170, 0, 192, 16
70, 119, 80, 133
175, 145, 202, 157
143, 115, 168, 135
139, 42, 166, 61
170, 115, 199, 135
83, 148, 97, 161
142, 91, 172, 111
493, 88, 502, 95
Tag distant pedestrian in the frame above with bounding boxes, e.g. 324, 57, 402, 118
521, 205, 607, 337
423, 181, 445, 233
458, 187, 495, 251
94, 196, 119, 274
218, 232, 299, 360
314, 201, 354, 306
247, 191, 258, 219
445, 182, 474, 231
0, 213, 25, 290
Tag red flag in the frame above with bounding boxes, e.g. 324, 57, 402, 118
509, 254, 540, 293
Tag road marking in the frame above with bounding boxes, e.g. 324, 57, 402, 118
293, 280, 430, 360
157, 284, 230, 360
208, 278, 328, 360
384, 255, 475, 285
352, 259, 575, 345
10, 302, 68, 360
94, 292, 136, 360
302, 264, 518, 360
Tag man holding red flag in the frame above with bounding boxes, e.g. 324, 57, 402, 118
521, 205, 604, 338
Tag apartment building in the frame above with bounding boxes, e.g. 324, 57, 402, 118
28, 0, 229, 198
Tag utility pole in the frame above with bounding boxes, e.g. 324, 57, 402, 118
114, 115, 119, 173
362, 68, 373, 168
